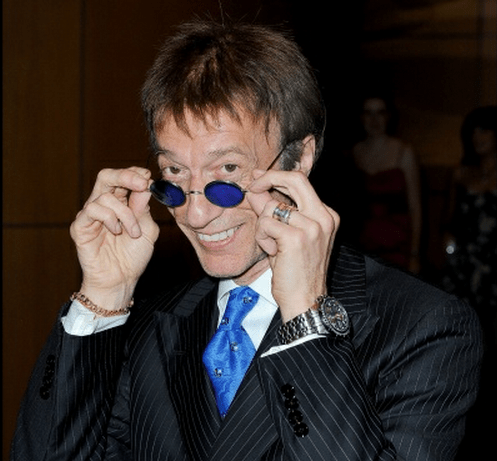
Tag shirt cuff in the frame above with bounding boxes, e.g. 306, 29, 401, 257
61, 300, 129, 336
260, 333, 325, 357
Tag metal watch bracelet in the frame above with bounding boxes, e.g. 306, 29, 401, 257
278, 308, 328, 345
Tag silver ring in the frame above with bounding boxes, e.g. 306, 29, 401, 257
272, 202, 294, 225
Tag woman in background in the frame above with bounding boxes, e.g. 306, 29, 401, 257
351, 95, 422, 273
443, 106, 497, 459
444, 106, 497, 345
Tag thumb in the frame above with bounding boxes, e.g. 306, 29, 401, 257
128, 183, 153, 219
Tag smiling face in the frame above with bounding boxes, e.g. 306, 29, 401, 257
154, 110, 281, 285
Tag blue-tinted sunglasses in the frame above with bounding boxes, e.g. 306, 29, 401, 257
150, 148, 285, 208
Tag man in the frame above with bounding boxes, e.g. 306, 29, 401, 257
12, 20, 482, 461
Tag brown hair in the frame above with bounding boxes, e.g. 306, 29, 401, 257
141, 20, 326, 169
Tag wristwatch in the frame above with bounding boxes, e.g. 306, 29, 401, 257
316, 295, 350, 337
277, 296, 350, 345
278, 308, 328, 345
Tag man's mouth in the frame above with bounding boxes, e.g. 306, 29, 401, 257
197, 225, 240, 243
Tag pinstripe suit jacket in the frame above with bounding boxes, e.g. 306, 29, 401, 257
12, 246, 482, 461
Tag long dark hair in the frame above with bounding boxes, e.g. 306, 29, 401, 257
460, 106, 497, 166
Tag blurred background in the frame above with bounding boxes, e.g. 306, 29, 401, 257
3, 0, 496, 458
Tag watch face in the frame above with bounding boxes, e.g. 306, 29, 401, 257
320, 297, 350, 336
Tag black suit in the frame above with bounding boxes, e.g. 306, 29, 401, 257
12, 246, 482, 460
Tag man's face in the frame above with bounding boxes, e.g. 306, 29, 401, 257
154, 110, 280, 285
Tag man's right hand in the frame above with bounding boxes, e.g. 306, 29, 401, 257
70, 167, 160, 313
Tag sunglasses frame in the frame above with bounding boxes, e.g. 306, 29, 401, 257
150, 179, 247, 208
149, 146, 286, 208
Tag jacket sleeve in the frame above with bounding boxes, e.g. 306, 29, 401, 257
257, 298, 482, 461
11, 305, 130, 461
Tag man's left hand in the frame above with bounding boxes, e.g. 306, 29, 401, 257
248, 169, 340, 322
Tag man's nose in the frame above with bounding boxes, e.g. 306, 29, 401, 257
183, 183, 223, 229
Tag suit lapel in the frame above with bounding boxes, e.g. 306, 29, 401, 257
155, 277, 222, 461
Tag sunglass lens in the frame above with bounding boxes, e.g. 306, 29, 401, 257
205, 182, 245, 207
150, 180, 186, 207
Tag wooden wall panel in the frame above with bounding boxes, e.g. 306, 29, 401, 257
3, 0, 82, 457
3, 0, 82, 224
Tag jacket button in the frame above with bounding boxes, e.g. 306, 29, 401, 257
281, 384, 295, 397
44, 366, 55, 377
288, 409, 303, 424
284, 397, 299, 410
280, 384, 310, 437
294, 422, 309, 437
39, 387, 50, 400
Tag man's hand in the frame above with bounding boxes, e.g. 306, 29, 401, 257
248, 169, 340, 322
70, 167, 160, 313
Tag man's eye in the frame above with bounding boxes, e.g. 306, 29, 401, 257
162, 166, 181, 175
222, 164, 238, 173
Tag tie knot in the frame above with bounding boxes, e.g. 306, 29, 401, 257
221, 286, 259, 328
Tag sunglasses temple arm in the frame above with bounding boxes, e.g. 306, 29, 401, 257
265, 147, 285, 172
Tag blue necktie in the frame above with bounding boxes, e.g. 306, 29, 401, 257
203, 286, 259, 417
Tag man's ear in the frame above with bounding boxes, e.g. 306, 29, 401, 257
294, 135, 316, 176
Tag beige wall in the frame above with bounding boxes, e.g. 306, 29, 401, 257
3, 0, 496, 457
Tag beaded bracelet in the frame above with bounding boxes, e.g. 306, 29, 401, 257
70, 292, 133, 317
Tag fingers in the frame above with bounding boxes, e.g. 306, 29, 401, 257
87, 167, 151, 203
74, 167, 154, 241
73, 192, 143, 240
247, 169, 341, 310
255, 197, 339, 253
253, 189, 339, 321
249, 169, 322, 217
248, 169, 339, 236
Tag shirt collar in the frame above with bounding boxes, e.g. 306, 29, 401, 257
217, 268, 276, 314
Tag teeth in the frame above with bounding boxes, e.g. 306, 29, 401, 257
198, 226, 238, 242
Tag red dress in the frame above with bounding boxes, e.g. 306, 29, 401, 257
358, 168, 411, 269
